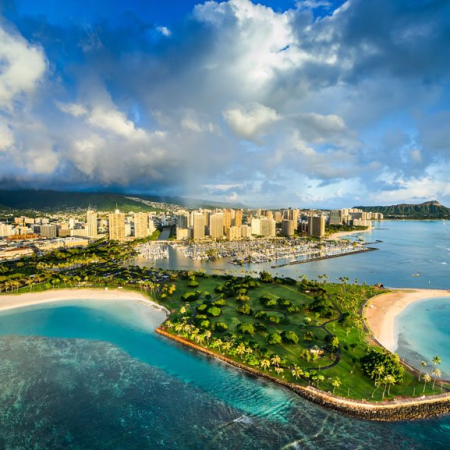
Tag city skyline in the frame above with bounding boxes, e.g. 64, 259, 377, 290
1, 0, 450, 208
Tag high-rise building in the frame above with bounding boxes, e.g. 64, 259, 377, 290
109, 209, 126, 241
281, 220, 295, 237
223, 209, 233, 231
226, 226, 241, 241
209, 213, 224, 239
192, 212, 205, 240
260, 218, 276, 237
134, 212, 149, 239
251, 218, 261, 235
308, 216, 326, 238
87, 210, 98, 238
240, 225, 252, 238
40, 225, 57, 239
275, 211, 283, 223
234, 209, 243, 227
329, 210, 342, 225
176, 210, 190, 228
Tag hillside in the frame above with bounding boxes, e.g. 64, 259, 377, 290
355, 200, 450, 219
0, 190, 246, 213
0, 190, 161, 213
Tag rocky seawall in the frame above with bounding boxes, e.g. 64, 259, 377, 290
156, 327, 450, 422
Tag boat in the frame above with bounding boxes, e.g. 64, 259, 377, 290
412, 273, 420, 277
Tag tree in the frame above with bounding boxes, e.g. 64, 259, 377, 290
260, 359, 271, 371
432, 356, 442, 369
332, 377, 341, 394
271, 355, 281, 367
432, 368, 442, 390
281, 331, 299, 344
291, 365, 303, 380
237, 322, 255, 335
382, 375, 396, 398
361, 350, 404, 384
267, 333, 282, 345
423, 374, 431, 393
419, 361, 428, 381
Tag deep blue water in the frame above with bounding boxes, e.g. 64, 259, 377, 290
1, 220, 450, 449
0, 300, 450, 449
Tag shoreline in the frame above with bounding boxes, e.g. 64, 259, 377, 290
0, 288, 169, 316
328, 226, 373, 240
156, 327, 450, 422
365, 289, 450, 352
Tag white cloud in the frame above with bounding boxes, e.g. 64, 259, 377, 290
0, 24, 46, 109
56, 102, 88, 117
223, 102, 279, 141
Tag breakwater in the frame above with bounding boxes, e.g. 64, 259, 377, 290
271, 247, 378, 269
156, 327, 450, 422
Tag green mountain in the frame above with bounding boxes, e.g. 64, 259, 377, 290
0, 190, 246, 213
0, 190, 160, 213
355, 200, 450, 219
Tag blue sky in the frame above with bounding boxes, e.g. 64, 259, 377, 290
1, 0, 450, 207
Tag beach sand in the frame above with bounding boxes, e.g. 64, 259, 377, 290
365, 289, 450, 352
0, 288, 169, 315
328, 226, 373, 240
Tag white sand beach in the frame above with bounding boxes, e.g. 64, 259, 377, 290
0, 288, 169, 315
328, 226, 373, 240
365, 289, 450, 352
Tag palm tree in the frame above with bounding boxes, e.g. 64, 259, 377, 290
291, 365, 303, 380
260, 359, 271, 371
423, 374, 432, 393
331, 377, 341, 394
271, 355, 281, 367
316, 374, 325, 388
432, 356, 442, 369
236, 343, 246, 358
274, 367, 284, 376
222, 341, 232, 353
432, 368, 442, 390
382, 375, 396, 398
419, 361, 428, 381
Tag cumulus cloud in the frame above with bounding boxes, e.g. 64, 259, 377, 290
0, 23, 46, 109
1, 0, 450, 207
223, 103, 279, 142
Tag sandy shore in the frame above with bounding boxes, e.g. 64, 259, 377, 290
365, 289, 450, 352
0, 288, 169, 315
328, 226, 373, 240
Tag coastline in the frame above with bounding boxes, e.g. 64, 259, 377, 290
328, 226, 373, 240
156, 327, 450, 422
0, 288, 169, 316
365, 289, 450, 352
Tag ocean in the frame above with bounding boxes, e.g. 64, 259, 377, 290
1, 220, 450, 449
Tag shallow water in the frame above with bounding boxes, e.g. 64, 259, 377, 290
0, 300, 450, 449
396, 297, 450, 378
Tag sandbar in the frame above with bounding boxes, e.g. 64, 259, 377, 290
0, 288, 169, 315
365, 289, 450, 352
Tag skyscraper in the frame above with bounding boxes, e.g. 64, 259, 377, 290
109, 209, 126, 241
192, 212, 205, 240
86, 210, 98, 238
223, 209, 232, 231
234, 209, 243, 227
134, 212, 149, 239
209, 213, 224, 239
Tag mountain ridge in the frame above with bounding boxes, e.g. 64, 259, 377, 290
354, 200, 450, 219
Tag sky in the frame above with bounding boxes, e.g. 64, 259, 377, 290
1, 0, 450, 208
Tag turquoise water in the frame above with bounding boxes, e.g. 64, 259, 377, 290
396, 297, 450, 378
0, 299, 450, 449
2, 220, 450, 448
148, 220, 450, 289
